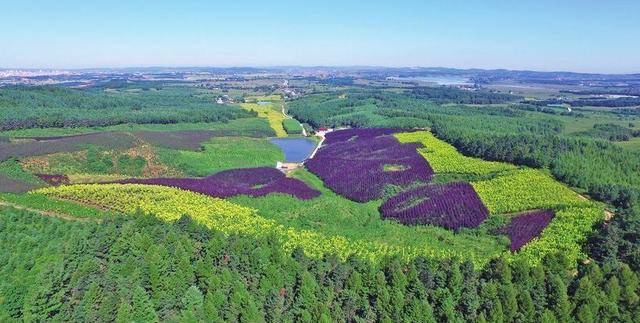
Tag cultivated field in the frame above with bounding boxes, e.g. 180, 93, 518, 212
2, 126, 604, 267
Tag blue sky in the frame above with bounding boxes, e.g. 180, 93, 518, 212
1, 0, 638, 73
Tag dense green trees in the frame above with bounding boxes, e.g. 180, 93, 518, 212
2, 207, 640, 322
410, 86, 519, 104
288, 90, 558, 132
0, 86, 256, 130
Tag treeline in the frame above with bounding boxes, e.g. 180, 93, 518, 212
288, 90, 551, 132
318, 77, 355, 86
88, 79, 170, 91
576, 123, 640, 141
0, 86, 255, 130
615, 107, 640, 116
410, 87, 519, 104
512, 103, 579, 116
3, 208, 640, 322
529, 97, 640, 108
560, 88, 640, 97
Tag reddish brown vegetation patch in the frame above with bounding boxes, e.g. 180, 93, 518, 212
35, 174, 70, 186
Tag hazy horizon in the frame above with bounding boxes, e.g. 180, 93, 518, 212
2, 65, 640, 76
2, 0, 639, 73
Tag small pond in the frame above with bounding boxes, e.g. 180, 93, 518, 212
270, 138, 317, 162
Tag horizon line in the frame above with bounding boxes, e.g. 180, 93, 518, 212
1, 65, 639, 76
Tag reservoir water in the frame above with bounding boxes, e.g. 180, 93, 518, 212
388, 76, 471, 85
270, 138, 317, 162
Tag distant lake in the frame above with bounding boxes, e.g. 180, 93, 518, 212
389, 76, 472, 85
270, 138, 316, 162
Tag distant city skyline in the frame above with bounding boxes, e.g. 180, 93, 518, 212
2, 0, 639, 73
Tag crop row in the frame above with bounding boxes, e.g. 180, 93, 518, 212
395, 131, 516, 175
379, 182, 489, 230
306, 129, 433, 202
117, 167, 320, 200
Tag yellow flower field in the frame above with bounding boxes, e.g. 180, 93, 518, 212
240, 97, 287, 137
395, 131, 516, 175
35, 183, 495, 266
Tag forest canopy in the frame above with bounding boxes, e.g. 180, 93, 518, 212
0, 86, 254, 130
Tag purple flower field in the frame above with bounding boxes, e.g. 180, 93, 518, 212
0, 132, 137, 160
116, 167, 320, 200
498, 210, 555, 251
379, 182, 489, 230
306, 128, 433, 202
0, 174, 41, 193
322, 128, 399, 145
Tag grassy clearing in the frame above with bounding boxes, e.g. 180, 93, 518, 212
616, 137, 640, 150
157, 137, 284, 176
282, 119, 303, 134
559, 114, 640, 134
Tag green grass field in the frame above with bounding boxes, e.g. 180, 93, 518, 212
158, 137, 284, 176
559, 114, 640, 134
282, 119, 304, 134
616, 137, 640, 150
